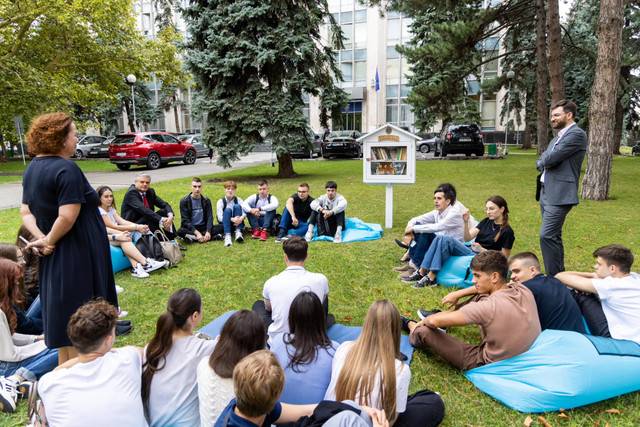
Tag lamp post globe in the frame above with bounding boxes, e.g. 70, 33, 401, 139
126, 74, 137, 131
503, 70, 515, 155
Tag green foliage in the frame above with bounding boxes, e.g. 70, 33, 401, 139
1, 156, 640, 425
182, 0, 348, 170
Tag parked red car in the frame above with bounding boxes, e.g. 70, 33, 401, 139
109, 132, 197, 170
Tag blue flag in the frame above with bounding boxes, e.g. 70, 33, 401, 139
375, 68, 380, 91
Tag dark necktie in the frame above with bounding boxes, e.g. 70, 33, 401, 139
142, 193, 149, 208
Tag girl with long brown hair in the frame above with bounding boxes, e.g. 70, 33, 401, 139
324, 300, 445, 426
142, 288, 215, 426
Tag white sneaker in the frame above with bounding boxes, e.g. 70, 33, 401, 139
234, 229, 244, 243
0, 376, 17, 413
224, 233, 232, 247
132, 263, 149, 278
118, 309, 128, 318
305, 231, 314, 243
115, 285, 124, 294
144, 258, 168, 272
333, 229, 342, 244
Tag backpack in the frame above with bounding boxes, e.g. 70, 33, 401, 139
269, 213, 282, 236
135, 233, 165, 262
221, 196, 238, 211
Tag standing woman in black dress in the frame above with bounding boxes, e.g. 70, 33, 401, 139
20, 113, 117, 364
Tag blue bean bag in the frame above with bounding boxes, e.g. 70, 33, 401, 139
199, 311, 415, 365
465, 329, 640, 412
110, 244, 132, 274
436, 255, 474, 287
309, 217, 382, 243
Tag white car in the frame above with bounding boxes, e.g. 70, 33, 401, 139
75, 136, 107, 158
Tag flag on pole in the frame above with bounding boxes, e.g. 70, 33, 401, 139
375, 68, 380, 91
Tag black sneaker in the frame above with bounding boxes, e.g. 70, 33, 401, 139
115, 323, 132, 336
400, 315, 417, 334
418, 309, 442, 320
16, 381, 32, 399
395, 238, 410, 249
402, 271, 424, 283
412, 275, 438, 288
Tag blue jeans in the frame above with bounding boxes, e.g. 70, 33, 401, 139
247, 209, 275, 230
278, 209, 309, 236
222, 205, 245, 234
15, 295, 43, 335
409, 228, 436, 267
0, 348, 58, 382
419, 235, 474, 272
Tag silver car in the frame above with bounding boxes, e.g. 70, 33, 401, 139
178, 135, 209, 158
75, 135, 107, 158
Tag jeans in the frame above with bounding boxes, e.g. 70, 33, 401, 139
409, 229, 436, 267
278, 209, 309, 236
222, 205, 245, 234
419, 235, 474, 273
15, 295, 43, 335
247, 209, 275, 230
0, 348, 58, 382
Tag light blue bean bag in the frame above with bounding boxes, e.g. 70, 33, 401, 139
465, 329, 640, 412
199, 311, 415, 365
110, 244, 132, 274
436, 255, 474, 287
309, 217, 382, 243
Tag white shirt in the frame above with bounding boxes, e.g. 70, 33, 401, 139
216, 196, 245, 223
310, 193, 348, 214
0, 310, 46, 363
324, 341, 411, 413
196, 354, 235, 427
593, 272, 640, 343
98, 206, 118, 225
39, 347, 147, 427
540, 122, 576, 183
263, 266, 329, 344
407, 204, 464, 242
145, 335, 217, 427
241, 193, 279, 213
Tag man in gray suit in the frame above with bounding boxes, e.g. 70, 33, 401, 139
536, 99, 588, 276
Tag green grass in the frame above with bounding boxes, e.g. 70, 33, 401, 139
1, 155, 639, 425
0, 158, 116, 183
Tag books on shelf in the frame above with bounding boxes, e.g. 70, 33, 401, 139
371, 146, 407, 161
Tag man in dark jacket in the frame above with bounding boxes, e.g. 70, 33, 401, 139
121, 173, 176, 239
177, 177, 221, 243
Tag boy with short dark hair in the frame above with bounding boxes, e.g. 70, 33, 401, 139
275, 183, 315, 243
305, 181, 347, 243
405, 251, 540, 370
178, 177, 220, 244
242, 180, 279, 241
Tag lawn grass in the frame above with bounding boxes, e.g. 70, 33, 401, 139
1, 155, 639, 426
0, 158, 116, 183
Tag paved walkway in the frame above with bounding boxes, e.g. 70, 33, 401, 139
0, 152, 274, 211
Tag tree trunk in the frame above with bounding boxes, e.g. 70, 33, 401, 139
536, 0, 549, 155
522, 120, 532, 149
276, 152, 297, 178
124, 100, 136, 132
546, 0, 565, 103
0, 133, 7, 161
173, 103, 180, 133
612, 94, 623, 155
581, 0, 623, 201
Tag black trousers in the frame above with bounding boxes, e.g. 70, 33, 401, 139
395, 389, 446, 427
572, 290, 611, 337
308, 211, 345, 237
252, 296, 335, 333
177, 224, 223, 240
138, 208, 176, 240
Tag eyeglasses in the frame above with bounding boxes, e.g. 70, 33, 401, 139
298, 190, 308, 193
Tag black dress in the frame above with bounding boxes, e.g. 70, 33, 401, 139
22, 157, 117, 348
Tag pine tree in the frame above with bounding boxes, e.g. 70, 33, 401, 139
182, 0, 348, 177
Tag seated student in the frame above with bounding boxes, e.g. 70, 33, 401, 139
556, 244, 640, 343
97, 186, 167, 278
508, 252, 586, 333
216, 350, 388, 427
177, 177, 223, 244
404, 196, 514, 288
216, 180, 246, 247
394, 183, 464, 275
252, 236, 332, 345
197, 310, 267, 427
325, 300, 445, 427
242, 180, 279, 241
405, 251, 541, 371
143, 288, 216, 427
271, 292, 338, 404
121, 173, 177, 240
305, 181, 348, 243
0, 259, 57, 414
275, 183, 315, 243
37, 300, 146, 426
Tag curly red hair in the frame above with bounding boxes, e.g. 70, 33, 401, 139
0, 259, 23, 335
26, 112, 73, 155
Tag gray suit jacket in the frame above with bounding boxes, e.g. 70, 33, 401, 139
536, 124, 588, 206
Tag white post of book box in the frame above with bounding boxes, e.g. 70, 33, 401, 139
359, 124, 419, 228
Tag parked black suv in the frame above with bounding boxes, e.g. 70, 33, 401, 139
435, 123, 484, 157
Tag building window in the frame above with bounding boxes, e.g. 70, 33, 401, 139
329, 2, 367, 88
481, 96, 496, 130
386, 84, 414, 129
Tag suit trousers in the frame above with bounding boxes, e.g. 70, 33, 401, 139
539, 186, 573, 276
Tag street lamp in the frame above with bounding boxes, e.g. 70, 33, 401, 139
126, 74, 137, 132
503, 70, 515, 155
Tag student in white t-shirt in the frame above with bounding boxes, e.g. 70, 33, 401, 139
38, 300, 147, 427
143, 288, 216, 427
324, 300, 445, 427
556, 244, 640, 343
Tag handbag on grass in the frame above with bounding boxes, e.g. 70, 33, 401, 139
154, 230, 182, 264
27, 381, 48, 427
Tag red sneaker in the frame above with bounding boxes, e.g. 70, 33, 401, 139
259, 230, 268, 241
252, 229, 261, 239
